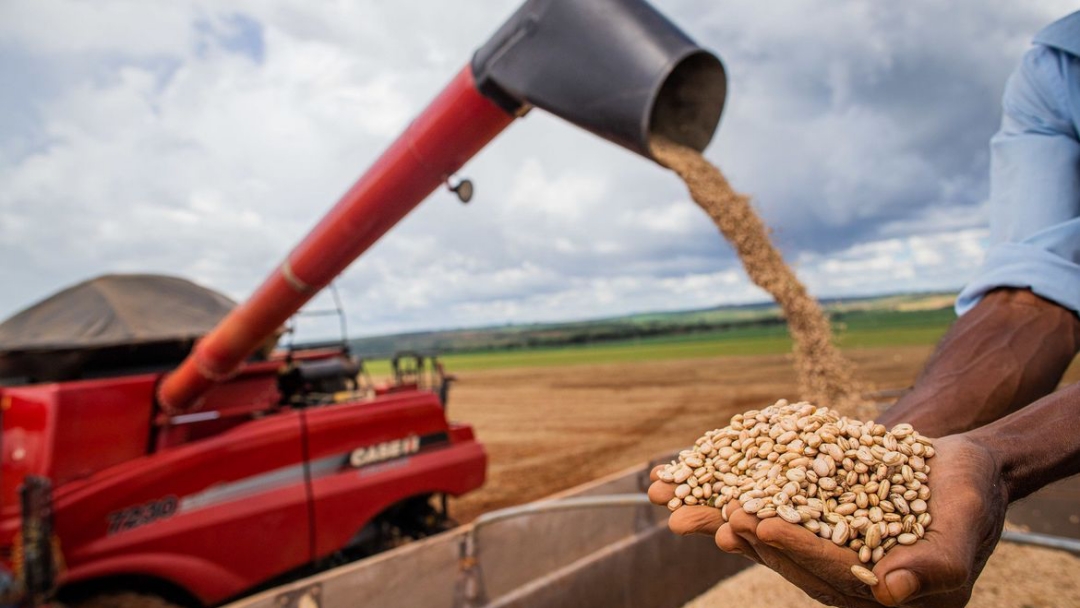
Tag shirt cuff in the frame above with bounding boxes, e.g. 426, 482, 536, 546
956, 243, 1080, 316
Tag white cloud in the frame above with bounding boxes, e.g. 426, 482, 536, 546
796, 228, 990, 296
620, 202, 701, 234
0, 0, 195, 56
0, 1, 1074, 339
505, 158, 607, 223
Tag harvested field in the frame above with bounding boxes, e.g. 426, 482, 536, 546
448, 344, 938, 522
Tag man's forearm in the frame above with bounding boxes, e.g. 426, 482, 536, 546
878, 288, 1080, 437
966, 381, 1080, 502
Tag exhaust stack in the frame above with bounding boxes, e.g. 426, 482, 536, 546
157, 0, 727, 414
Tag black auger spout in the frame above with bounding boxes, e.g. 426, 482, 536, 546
472, 0, 728, 160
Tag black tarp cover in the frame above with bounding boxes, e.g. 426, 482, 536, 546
0, 274, 236, 383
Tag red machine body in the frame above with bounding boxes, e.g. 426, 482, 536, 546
1, 350, 485, 606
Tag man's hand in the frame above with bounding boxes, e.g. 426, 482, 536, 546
648, 465, 901, 607
648, 465, 726, 536
712, 435, 1008, 607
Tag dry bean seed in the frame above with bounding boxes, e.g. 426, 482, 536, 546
832, 520, 850, 545
777, 504, 802, 524
851, 564, 879, 586
897, 533, 918, 546
859, 545, 872, 564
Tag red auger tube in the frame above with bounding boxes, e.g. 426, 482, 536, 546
157, 67, 515, 414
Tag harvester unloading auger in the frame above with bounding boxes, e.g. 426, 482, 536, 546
157, 0, 727, 415
0, 1, 727, 607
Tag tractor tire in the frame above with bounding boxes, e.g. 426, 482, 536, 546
71, 592, 185, 608
348, 495, 457, 559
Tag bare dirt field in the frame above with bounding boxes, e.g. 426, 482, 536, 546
448, 344, 944, 522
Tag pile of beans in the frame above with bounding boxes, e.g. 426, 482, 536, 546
659, 400, 934, 572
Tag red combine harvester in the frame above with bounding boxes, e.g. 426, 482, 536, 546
0, 0, 726, 606
0, 277, 476, 608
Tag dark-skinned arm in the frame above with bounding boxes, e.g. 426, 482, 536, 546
967, 375, 1080, 503
877, 287, 1080, 437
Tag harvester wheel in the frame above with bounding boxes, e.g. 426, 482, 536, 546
71, 592, 184, 608
348, 494, 456, 558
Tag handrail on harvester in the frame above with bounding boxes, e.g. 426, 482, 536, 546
157, 0, 728, 414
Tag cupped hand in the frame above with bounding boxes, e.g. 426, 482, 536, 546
648, 464, 726, 536
714, 435, 1008, 607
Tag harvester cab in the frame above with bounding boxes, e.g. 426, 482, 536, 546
0, 0, 726, 606
277, 351, 366, 407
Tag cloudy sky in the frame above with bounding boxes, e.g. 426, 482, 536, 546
0, 0, 1075, 340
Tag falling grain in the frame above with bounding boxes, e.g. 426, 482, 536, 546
650, 137, 865, 415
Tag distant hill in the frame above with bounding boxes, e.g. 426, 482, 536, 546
340, 292, 956, 359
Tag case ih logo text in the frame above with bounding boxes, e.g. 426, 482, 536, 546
349, 435, 421, 468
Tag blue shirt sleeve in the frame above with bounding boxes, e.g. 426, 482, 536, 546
956, 45, 1080, 315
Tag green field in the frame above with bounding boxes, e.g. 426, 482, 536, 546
361, 307, 955, 375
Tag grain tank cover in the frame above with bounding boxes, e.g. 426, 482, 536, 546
0, 274, 236, 383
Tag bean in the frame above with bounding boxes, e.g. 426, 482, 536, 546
832, 520, 850, 545
859, 545, 872, 564
851, 564, 879, 586
777, 504, 802, 524
742, 498, 765, 514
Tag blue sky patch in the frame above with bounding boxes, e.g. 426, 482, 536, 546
195, 12, 265, 64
